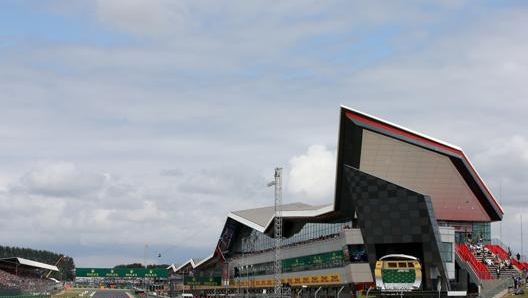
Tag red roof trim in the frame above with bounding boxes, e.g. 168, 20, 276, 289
346, 111, 462, 156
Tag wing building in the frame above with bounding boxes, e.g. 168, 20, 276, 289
168, 106, 516, 298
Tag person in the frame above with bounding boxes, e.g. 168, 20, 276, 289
516, 253, 521, 262
496, 267, 501, 279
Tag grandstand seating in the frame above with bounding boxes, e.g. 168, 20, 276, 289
473, 245, 516, 279
485, 244, 528, 271
0, 269, 55, 294
456, 242, 528, 284
455, 244, 492, 279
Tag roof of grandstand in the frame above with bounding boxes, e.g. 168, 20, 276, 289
168, 259, 203, 273
0, 257, 59, 272
169, 202, 337, 272
336, 105, 503, 222
229, 202, 333, 233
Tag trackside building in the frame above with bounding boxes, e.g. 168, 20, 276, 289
169, 106, 504, 298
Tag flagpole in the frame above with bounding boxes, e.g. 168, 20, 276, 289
499, 182, 502, 243
521, 214, 524, 261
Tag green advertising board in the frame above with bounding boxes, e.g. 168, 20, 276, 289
282, 250, 345, 271
185, 276, 221, 286
76, 268, 168, 278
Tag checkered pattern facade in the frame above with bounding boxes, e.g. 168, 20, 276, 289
343, 165, 448, 290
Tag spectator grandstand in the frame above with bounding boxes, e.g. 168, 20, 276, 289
0, 257, 59, 295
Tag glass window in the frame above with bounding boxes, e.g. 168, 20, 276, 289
347, 244, 368, 263
472, 222, 491, 244
439, 242, 453, 262
250, 219, 353, 252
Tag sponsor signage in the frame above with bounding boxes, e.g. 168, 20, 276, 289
186, 276, 222, 286
76, 268, 168, 278
282, 251, 345, 271
233, 273, 341, 287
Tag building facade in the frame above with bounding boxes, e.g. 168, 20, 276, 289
169, 106, 503, 298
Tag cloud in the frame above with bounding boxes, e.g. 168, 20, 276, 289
1, 0, 528, 266
94, 0, 189, 37
178, 169, 240, 196
472, 135, 528, 206
160, 169, 184, 177
287, 145, 336, 204
178, 166, 267, 198
476, 135, 528, 167
17, 161, 107, 197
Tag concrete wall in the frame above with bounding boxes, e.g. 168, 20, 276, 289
439, 226, 456, 279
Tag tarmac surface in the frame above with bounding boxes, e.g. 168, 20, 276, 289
92, 289, 131, 298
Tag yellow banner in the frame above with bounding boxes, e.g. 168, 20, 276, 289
233, 273, 341, 287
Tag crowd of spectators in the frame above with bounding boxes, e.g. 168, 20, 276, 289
466, 237, 507, 268
466, 235, 528, 287
474, 245, 512, 270
0, 269, 55, 294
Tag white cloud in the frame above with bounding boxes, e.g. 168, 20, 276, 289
94, 0, 189, 37
478, 135, 528, 165
178, 169, 237, 196
119, 200, 169, 222
177, 166, 268, 199
1, 0, 528, 266
160, 169, 184, 177
18, 161, 107, 197
471, 135, 528, 211
287, 145, 336, 204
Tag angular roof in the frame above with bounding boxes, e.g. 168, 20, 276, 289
229, 202, 334, 233
184, 202, 334, 271
168, 258, 205, 273
335, 105, 503, 221
0, 257, 59, 271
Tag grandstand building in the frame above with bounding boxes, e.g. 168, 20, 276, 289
169, 106, 525, 298
0, 257, 59, 295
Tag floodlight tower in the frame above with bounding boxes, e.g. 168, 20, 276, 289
268, 167, 283, 296
144, 244, 148, 291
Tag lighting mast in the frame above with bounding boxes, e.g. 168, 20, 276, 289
268, 167, 283, 297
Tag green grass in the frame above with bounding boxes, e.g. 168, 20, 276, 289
52, 288, 135, 298
53, 289, 89, 298
504, 288, 528, 298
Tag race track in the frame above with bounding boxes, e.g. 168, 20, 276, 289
92, 289, 131, 298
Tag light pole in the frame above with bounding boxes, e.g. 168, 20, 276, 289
268, 167, 283, 296
521, 214, 524, 261
144, 244, 148, 293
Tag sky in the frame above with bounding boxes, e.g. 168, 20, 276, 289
0, 0, 527, 268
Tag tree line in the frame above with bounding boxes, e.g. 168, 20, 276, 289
0, 245, 75, 280
114, 262, 170, 269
